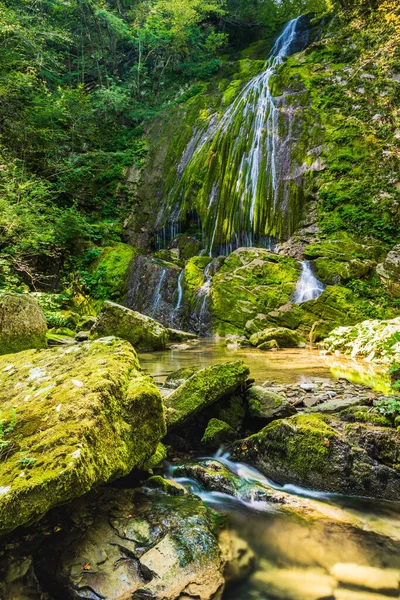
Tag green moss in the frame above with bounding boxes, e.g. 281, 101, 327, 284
91, 301, 169, 351
0, 293, 48, 355
0, 337, 165, 536
142, 443, 168, 471
89, 242, 137, 302
166, 361, 250, 430
201, 418, 235, 448
250, 327, 304, 349
211, 248, 299, 335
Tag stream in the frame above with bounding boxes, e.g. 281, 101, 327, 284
140, 340, 400, 600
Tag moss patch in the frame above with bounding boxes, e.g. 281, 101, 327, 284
0, 337, 165, 536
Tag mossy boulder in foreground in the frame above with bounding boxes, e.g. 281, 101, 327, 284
233, 414, 400, 500
0, 337, 165, 536
91, 301, 169, 350
165, 361, 250, 430
0, 293, 47, 355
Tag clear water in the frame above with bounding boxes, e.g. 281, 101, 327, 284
139, 338, 388, 389
169, 455, 400, 600
143, 339, 399, 598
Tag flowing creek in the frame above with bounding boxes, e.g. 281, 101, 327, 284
140, 340, 400, 599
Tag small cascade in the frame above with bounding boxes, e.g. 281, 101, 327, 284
170, 269, 184, 327
293, 260, 325, 304
175, 269, 184, 311
160, 14, 315, 254
150, 268, 167, 317
196, 263, 213, 335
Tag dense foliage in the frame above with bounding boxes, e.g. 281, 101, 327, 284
0, 0, 397, 293
0, 0, 328, 291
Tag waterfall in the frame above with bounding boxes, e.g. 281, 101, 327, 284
151, 268, 167, 317
175, 270, 184, 311
196, 263, 213, 335
293, 261, 325, 304
161, 15, 314, 255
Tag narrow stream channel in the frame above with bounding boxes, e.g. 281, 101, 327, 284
140, 339, 400, 599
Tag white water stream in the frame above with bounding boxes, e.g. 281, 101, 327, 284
293, 260, 325, 303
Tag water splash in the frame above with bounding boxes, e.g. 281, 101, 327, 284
293, 260, 325, 304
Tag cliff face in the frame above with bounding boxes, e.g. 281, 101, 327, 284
124, 14, 325, 253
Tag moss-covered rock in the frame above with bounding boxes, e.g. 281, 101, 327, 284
0, 293, 47, 355
314, 257, 375, 285
233, 413, 400, 499
211, 248, 300, 335
201, 418, 236, 449
89, 242, 137, 301
164, 367, 198, 389
165, 361, 250, 430
170, 235, 203, 260
91, 301, 169, 351
250, 327, 304, 349
247, 386, 296, 421
0, 337, 165, 536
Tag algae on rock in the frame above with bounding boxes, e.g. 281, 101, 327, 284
0, 293, 47, 356
166, 360, 250, 430
91, 301, 169, 350
0, 337, 165, 536
233, 413, 400, 500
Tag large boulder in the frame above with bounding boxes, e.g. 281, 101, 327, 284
249, 326, 304, 349
0, 485, 254, 600
165, 361, 250, 430
91, 301, 169, 350
210, 248, 300, 336
247, 386, 296, 421
233, 414, 400, 500
0, 337, 165, 536
0, 293, 47, 355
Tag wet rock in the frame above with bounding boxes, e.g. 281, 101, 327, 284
0, 337, 165, 536
91, 301, 169, 351
306, 396, 366, 414
377, 244, 400, 297
0, 293, 47, 355
125, 255, 182, 328
166, 328, 197, 342
247, 386, 296, 421
201, 418, 236, 449
252, 561, 336, 600
250, 326, 304, 349
164, 367, 198, 389
33, 487, 254, 600
75, 330, 90, 342
233, 413, 400, 500
330, 563, 399, 595
165, 361, 250, 430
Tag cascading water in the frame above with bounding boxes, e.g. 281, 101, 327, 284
158, 15, 314, 255
175, 270, 184, 311
293, 260, 325, 304
196, 263, 213, 335
151, 268, 167, 317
